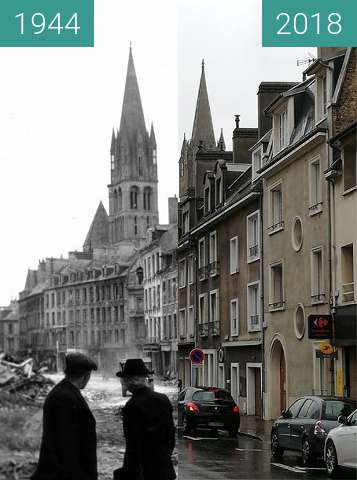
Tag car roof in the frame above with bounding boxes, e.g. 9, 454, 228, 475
295, 396, 356, 402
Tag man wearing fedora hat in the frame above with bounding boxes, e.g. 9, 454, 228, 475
32, 352, 98, 480
114, 358, 176, 480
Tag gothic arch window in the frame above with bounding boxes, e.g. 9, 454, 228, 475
134, 216, 138, 236
143, 187, 152, 211
146, 216, 150, 230
138, 156, 143, 176
118, 188, 122, 211
136, 267, 143, 285
130, 186, 139, 209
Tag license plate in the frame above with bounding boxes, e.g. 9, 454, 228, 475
208, 422, 224, 427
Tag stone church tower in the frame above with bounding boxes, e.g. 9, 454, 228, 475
108, 47, 158, 248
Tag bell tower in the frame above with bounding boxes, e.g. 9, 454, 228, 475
108, 47, 159, 247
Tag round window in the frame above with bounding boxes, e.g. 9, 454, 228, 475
294, 304, 305, 340
292, 216, 303, 251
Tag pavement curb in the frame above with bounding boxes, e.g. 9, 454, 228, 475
238, 431, 263, 441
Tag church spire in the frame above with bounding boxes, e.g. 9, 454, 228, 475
191, 59, 216, 150
150, 122, 156, 148
119, 46, 147, 138
217, 128, 226, 151
110, 128, 116, 155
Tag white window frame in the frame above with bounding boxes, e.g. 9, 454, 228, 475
230, 363, 240, 403
215, 176, 223, 206
209, 289, 220, 324
187, 255, 194, 285
311, 246, 325, 304
188, 306, 195, 338
309, 156, 323, 215
198, 237, 206, 268
230, 298, 239, 336
209, 231, 217, 264
269, 260, 285, 311
342, 137, 357, 193
178, 259, 186, 289
218, 363, 225, 389
230, 236, 239, 274
198, 293, 208, 324
178, 308, 186, 339
316, 73, 329, 123
247, 210, 260, 263
268, 180, 284, 234
247, 281, 261, 332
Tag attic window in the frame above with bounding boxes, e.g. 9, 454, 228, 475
252, 146, 263, 179
278, 110, 288, 150
204, 187, 210, 214
215, 177, 222, 206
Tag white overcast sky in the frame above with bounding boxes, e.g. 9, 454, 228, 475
0, 0, 314, 305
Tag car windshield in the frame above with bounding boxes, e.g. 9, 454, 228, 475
192, 390, 233, 402
322, 401, 355, 420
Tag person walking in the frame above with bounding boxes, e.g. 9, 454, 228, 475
31, 353, 98, 480
114, 359, 176, 480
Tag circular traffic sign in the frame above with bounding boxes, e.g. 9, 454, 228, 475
189, 348, 205, 365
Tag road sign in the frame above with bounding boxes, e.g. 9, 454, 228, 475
319, 342, 334, 355
308, 314, 333, 339
189, 348, 205, 365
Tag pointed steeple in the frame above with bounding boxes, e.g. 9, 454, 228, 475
149, 122, 156, 148
217, 128, 226, 151
110, 128, 116, 155
119, 46, 147, 139
83, 202, 109, 251
191, 60, 216, 150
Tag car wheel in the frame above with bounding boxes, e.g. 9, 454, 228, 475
326, 441, 339, 478
302, 438, 315, 466
183, 415, 195, 436
271, 431, 284, 458
229, 427, 238, 438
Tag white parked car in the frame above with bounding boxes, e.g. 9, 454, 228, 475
324, 408, 357, 477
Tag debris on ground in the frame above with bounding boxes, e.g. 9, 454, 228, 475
0, 353, 54, 405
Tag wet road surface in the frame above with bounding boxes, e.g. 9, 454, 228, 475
178, 429, 351, 480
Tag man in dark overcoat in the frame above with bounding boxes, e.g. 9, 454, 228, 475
114, 359, 176, 480
31, 353, 98, 480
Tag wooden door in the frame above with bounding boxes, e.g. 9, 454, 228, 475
254, 368, 262, 417
280, 350, 286, 412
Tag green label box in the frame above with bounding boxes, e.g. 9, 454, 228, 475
263, 0, 357, 47
0, 0, 94, 47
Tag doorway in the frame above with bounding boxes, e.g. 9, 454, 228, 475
270, 338, 287, 418
246, 363, 262, 416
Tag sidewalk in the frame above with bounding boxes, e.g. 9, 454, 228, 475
239, 416, 273, 442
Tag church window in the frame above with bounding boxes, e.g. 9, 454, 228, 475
134, 216, 138, 236
111, 155, 115, 170
113, 190, 118, 213
144, 187, 152, 210
153, 149, 157, 164
130, 186, 139, 209
147, 216, 150, 230
138, 156, 143, 176
118, 188, 122, 211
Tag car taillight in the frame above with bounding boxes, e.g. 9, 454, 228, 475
233, 405, 240, 414
186, 402, 199, 413
314, 420, 327, 438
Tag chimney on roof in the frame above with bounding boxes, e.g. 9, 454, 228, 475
168, 196, 178, 225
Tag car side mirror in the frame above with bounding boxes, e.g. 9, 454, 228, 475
338, 415, 348, 425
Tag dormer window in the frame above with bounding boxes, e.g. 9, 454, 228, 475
204, 186, 210, 214
215, 177, 222, 206
279, 110, 288, 150
252, 146, 263, 179
316, 74, 328, 122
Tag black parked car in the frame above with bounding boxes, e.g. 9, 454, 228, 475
271, 396, 356, 466
178, 386, 240, 437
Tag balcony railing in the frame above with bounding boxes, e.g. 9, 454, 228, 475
269, 300, 285, 310
209, 261, 220, 277
198, 323, 209, 337
249, 244, 258, 258
268, 220, 285, 233
342, 282, 355, 302
249, 315, 260, 329
309, 202, 323, 212
198, 266, 208, 281
311, 293, 325, 303
209, 321, 220, 336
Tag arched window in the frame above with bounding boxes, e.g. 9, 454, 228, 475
118, 188, 122, 211
144, 187, 152, 211
130, 186, 139, 209
134, 216, 138, 236
136, 267, 143, 285
113, 190, 118, 213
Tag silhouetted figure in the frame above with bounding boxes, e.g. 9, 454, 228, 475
114, 359, 176, 480
32, 353, 98, 480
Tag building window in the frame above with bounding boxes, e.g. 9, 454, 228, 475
269, 262, 285, 310
134, 216, 138, 235
230, 298, 239, 336
247, 210, 260, 263
209, 231, 219, 276
130, 186, 139, 209
311, 247, 325, 304
269, 182, 284, 233
209, 289, 219, 325
316, 74, 328, 121
198, 293, 208, 337
278, 110, 288, 150
343, 136, 357, 192
182, 210, 189, 234
247, 281, 261, 331
188, 306, 194, 338
143, 187, 152, 210
292, 217, 303, 252
230, 236, 239, 274
341, 244, 354, 302
309, 157, 322, 214
215, 177, 222, 206
198, 237, 207, 281
188, 255, 194, 284
252, 146, 262, 179
204, 186, 210, 214
294, 304, 305, 340
179, 259, 186, 288
179, 309, 186, 339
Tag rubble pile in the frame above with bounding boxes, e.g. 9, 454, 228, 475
0, 458, 37, 480
0, 354, 54, 405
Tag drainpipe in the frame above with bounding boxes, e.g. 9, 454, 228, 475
258, 185, 265, 418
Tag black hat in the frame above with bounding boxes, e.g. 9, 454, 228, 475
116, 358, 153, 377
64, 353, 97, 375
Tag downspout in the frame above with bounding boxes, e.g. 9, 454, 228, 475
259, 183, 265, 418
